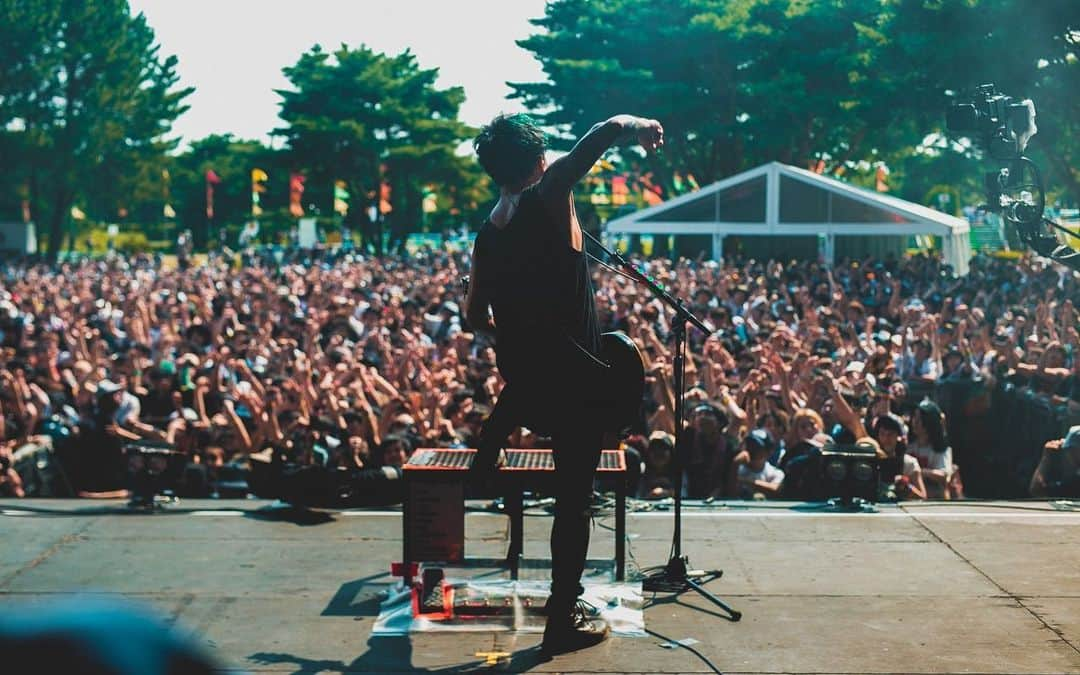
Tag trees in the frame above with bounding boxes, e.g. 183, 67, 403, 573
0, 0, 191, 259
511, 0, 1080, 208
881, 0, 1080, 206
512, 1, 891, 190
167, 135, 279, 249
276, 44, 481, 253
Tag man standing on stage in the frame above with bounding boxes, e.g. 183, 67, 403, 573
466, 113, 663, 654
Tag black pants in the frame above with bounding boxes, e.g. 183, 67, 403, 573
478, 380, 604, 615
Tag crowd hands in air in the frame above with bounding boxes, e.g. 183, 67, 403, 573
0, 245, 1078, 502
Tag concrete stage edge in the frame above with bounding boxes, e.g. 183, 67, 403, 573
2, 499, 1079, 674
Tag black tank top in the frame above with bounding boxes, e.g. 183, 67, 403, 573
474, 186, 600, 385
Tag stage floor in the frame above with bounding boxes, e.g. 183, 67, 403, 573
2, 498, 1080, 674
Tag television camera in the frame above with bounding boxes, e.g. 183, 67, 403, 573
946, 84, 1080, 272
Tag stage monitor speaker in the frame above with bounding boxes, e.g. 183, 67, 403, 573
13, 440, 73, 497
819, 442, 879, 504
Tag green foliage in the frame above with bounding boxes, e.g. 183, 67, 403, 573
275, 44, 486, 252
881, 0, 1080, 206
166, 134, 280, 248
0, 0, 191, 259
3, 0, 1076, 250
512, 0, 1080, 210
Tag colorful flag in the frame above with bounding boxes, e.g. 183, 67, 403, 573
421, 185, 438, 214
379, 181, 392, 215
206, 169, 222, 219
611, 176, 629, 206
161, 168, 173, 221
333, 180, 350, 216
638, 173, 664, 206
251, 168, 268, 216
289, 173, 306, 217
590, 179, 610, 205
875, 164, 889, 192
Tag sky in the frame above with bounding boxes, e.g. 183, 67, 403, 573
128, 0, 550, 149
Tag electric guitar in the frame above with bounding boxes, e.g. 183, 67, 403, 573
460, 275, 644, 433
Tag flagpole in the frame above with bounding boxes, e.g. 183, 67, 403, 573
205, 172, 213, 251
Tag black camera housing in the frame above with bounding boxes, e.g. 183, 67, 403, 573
946, 84, 1033, 161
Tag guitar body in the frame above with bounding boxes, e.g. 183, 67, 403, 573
461, 275, 644, 434
596, 331, 645, 434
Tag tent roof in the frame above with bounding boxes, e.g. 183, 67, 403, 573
604, 161, 969, 236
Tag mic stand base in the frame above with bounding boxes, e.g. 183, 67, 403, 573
642, 555, 742, 621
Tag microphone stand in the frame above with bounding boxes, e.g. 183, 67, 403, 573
584, 231, 741, 621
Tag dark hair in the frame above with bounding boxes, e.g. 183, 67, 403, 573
473, 113, 547, 188
692, 403, 729, 431
872, 413, 904, 436
871, 413, 909, 482
745, 428, 775, 453
914, 399, 948, 453
341, 408, 367, 423
379, 434, 413, 460
756, 410, 789, 434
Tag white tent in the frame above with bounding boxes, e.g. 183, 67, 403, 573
604, 161, 972, 275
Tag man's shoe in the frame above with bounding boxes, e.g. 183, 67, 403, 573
540, 600, 610, 655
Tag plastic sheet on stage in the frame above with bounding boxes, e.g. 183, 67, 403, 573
372, 579, 645, 636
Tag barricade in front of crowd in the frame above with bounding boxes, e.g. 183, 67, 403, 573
902, 377, 1075, 498
967, 382, 1075, 497
902, 380, 937, 409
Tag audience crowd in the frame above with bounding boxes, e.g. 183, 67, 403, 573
1, 242, 1078, 503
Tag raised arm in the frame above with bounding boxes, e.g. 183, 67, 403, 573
538, 115, 663, 200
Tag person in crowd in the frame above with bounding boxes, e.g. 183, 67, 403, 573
0, 447, 24, 497
0, 234, 1074, 509
870, 412, 926, 501
782, 408, 825, 472
756, 410, 789, 461
728, 428, 784, 500
906, 399, 953, 499
680, 403, 736, 499
639, 430, 675, 499
1029, 426, 1080, 497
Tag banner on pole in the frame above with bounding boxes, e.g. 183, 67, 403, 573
289, 173, 306, 217
205, 169, 222, 219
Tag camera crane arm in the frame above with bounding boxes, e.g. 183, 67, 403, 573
947, 84, 1080, 274
983, 156, 1080, 273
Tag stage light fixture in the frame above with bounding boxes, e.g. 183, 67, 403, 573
818, 441, 879, 505
125, 442, 185, 508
